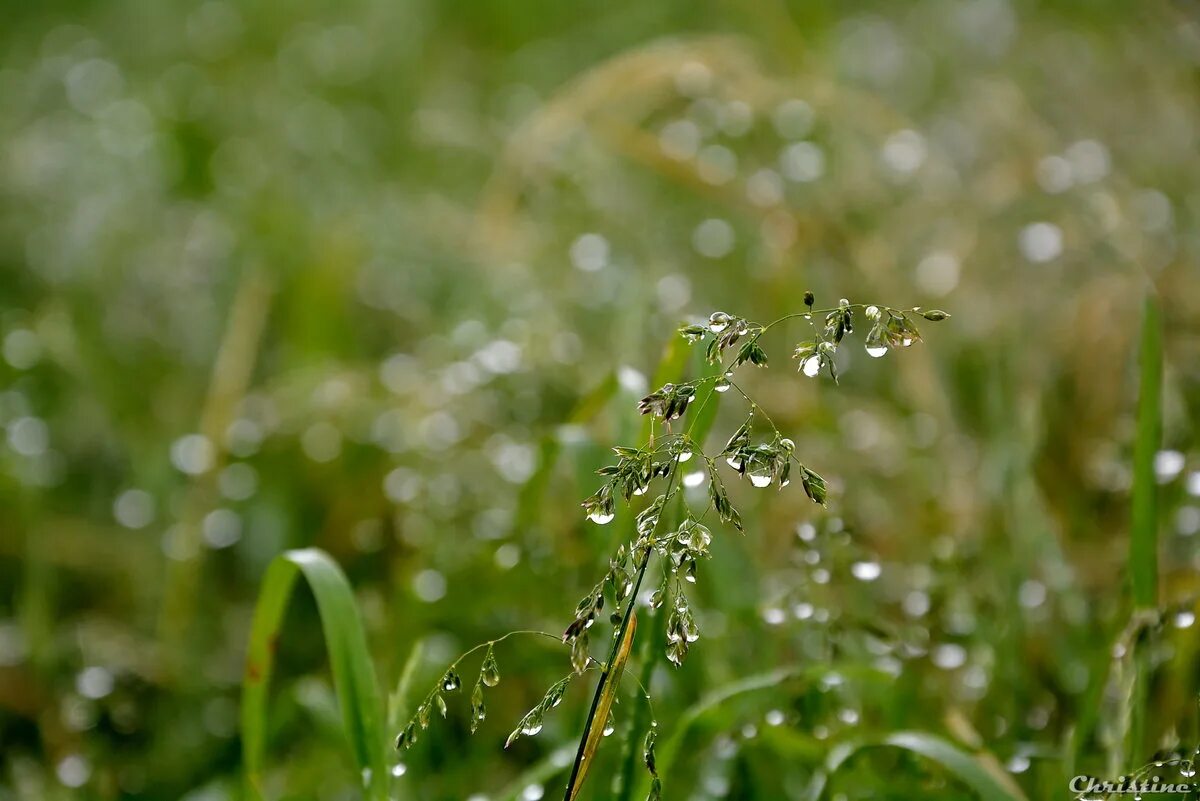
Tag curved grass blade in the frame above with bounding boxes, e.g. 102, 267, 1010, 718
242, 548, 386, 801
806, 731, 1027, 801
652, 664, 808, 791
565, 612, 637, 801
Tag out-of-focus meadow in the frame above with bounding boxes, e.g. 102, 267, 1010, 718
2, 1, 1200, 799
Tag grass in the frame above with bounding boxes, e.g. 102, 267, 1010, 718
3, 3, 1199, 799
242, 549, 386, 801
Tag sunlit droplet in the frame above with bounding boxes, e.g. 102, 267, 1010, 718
851, 561, 882, 581
801, 356, 821, 377
587, 510, 615, 525
865, 345, 888, 358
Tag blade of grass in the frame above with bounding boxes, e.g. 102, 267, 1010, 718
242, 548, 386, 801
565, 613, 638, 801
1130, 294, 1162, 611
387, 638, 426, 735
1127, 295, 1163, 763
513, 371, 618, 536
806, 731, 1028, 801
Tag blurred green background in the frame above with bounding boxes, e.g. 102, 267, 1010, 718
2, 0, 1200, 799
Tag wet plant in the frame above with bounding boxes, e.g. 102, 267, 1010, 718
395, 294, 949, 799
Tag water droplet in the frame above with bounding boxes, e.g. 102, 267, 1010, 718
726, 455, 743, 470
801, 356, 820, 377
762, 608, 786, 625
442, 669, 461, 692
481, 651, 501, 687
391, 763, 407, 778
632, 486, 647, 496
1175, 610, 1196, 629
933, 643, 967, 670
715, 377, 731, 393
1006, 755, 1030, 774
677, 450, 693, 463
851, 561, 882, 581
902, 338, 913, 347
748, 472, 773, 488
1181, 765, 1195, 778
587, 510, 615, 525
865, 345, 888, 358
521, 720, 543, 736
603, 711, 616, 736
865, 305, 880, 320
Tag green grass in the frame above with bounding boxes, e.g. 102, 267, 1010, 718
242, 549, 387, 801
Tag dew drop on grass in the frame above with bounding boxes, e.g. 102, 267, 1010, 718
726, 455, 743, 470
748, 472, 773, 488
391, 763, 407, 778
801, 356, 821, 377
866, 345, 888, 358
481, 650, 501, 687
715, 378, 731, 393
603, 711, 616, 736
587, 510, 615, 525
677, 450, 693, 463
521, 717, 543, 736
1181, 765, 1196, 778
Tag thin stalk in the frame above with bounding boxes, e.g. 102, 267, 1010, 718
564, 462, 681, 800
612, 488, 683, 801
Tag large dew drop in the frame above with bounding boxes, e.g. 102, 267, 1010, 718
587, 510, 615, 525
801, 356, 821, 377
865, 345, 887, 358
748, 472, 773, 488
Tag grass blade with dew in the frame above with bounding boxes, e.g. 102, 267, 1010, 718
242, 548, 387, 801
805, 731, 1028, 801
